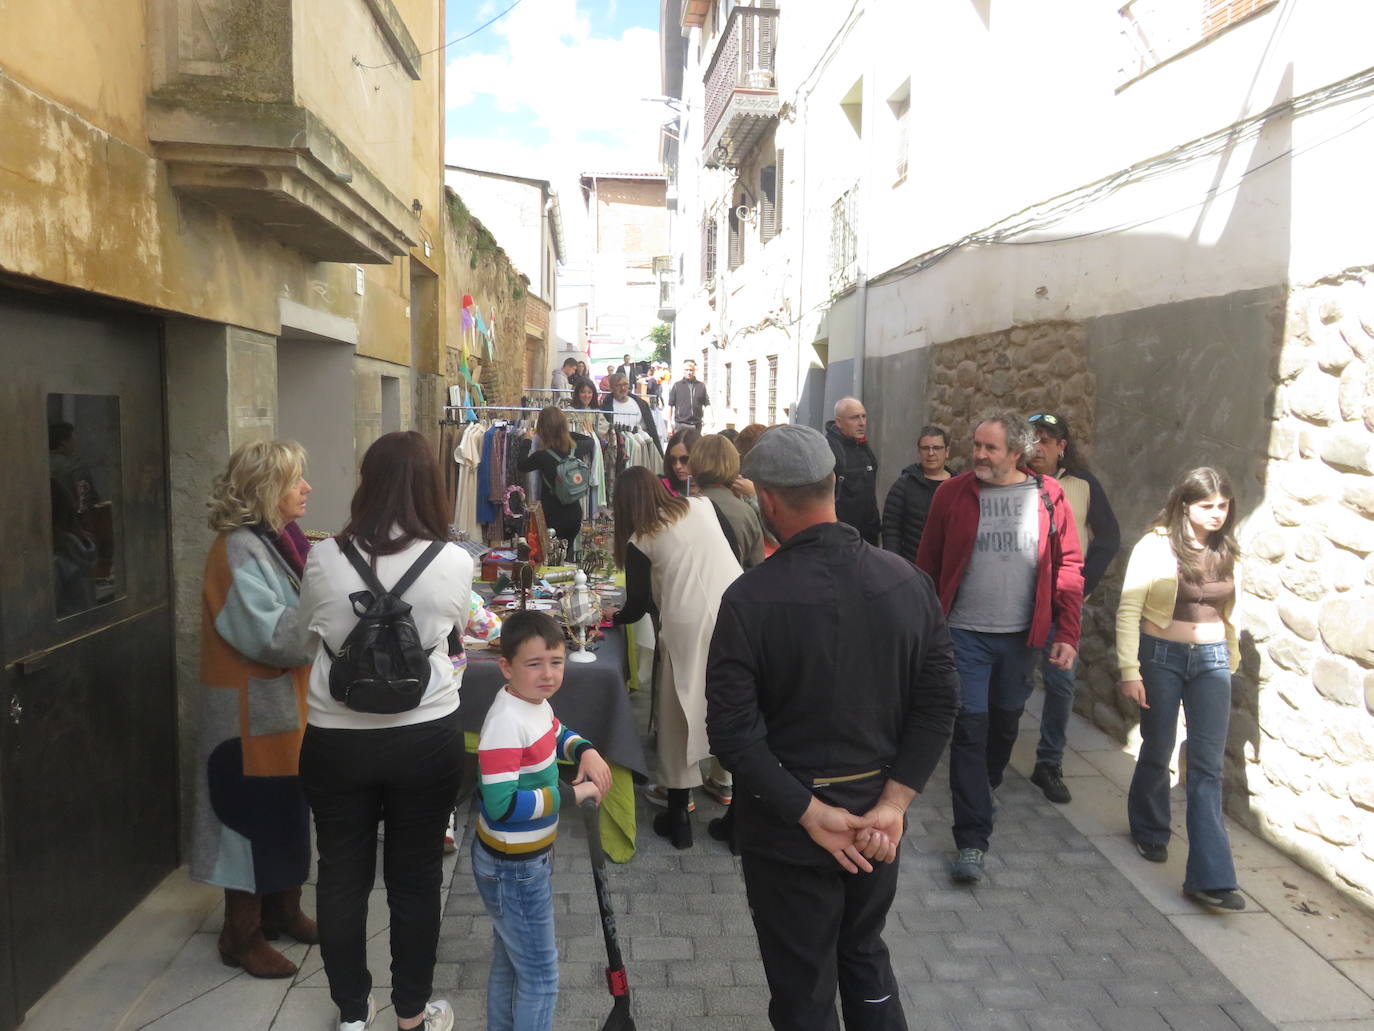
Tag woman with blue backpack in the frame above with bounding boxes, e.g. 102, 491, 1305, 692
517, 405, 592, 561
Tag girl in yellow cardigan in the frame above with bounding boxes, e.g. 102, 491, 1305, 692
1117, 467, 1245, 912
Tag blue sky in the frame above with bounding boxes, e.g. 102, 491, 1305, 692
443, 0, 663, 180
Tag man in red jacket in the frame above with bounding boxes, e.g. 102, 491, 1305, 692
916, 411, 1084, 884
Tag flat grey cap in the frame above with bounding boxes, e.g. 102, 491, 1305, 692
741, 424, 835, 487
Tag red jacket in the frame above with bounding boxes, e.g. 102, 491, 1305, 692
915, 470, 1084, 650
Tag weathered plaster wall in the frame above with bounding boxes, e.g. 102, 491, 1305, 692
164, 321, 278, 850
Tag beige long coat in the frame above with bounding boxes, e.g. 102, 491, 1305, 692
634, 498, 742, 779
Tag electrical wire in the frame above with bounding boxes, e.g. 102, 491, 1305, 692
356, 0, 524, 71
867, 65, 1374, 289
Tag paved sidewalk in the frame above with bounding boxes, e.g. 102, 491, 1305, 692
22, 697, 1374, 1030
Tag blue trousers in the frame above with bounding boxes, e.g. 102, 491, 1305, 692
472, 844, 559, 1031
948, 629, 1036, 852
1032, 626, 1079, 766
1127, 635, 1237, 893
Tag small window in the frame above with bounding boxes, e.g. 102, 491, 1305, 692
767, 355, 778, 420
725, 362, 733, 408
747, 360, 758, 424
47, 395, 122, 619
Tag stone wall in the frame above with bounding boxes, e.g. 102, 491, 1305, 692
1235, 268, 1374, 904
925, 322, 1096, 469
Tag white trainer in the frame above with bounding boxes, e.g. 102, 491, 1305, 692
339, 993, 376, 1030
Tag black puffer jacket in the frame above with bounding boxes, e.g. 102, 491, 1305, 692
882, 463, 952, 561
825, 421, 880, 544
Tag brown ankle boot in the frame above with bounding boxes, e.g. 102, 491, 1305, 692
260, 885, 319, 945
218, 889, 298, 979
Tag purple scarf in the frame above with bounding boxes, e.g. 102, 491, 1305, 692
263, 521, 310, 579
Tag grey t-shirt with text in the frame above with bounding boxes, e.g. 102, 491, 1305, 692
947, 478, 1040, 633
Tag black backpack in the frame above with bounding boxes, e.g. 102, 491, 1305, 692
324, 539, 445, 714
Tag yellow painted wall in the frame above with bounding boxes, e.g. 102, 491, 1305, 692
0, 0, 447, 374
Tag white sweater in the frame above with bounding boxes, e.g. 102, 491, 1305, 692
298, 537, 475, 730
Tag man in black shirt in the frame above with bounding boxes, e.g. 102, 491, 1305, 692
667, 360, 709, 430
826, 396, 881, 544
707, 424, 959, 1031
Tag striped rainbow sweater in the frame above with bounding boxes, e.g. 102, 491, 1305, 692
476, 687, 592, 858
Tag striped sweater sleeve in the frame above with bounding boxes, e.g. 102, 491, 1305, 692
554, 717, 593, 763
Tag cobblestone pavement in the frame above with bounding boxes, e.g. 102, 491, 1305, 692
436, 764, 1275, 1031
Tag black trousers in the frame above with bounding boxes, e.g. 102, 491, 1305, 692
300, 711, 463, 1023
741, 850, 907, 1031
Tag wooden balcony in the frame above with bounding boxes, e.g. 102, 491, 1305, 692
702, 6, 780, 169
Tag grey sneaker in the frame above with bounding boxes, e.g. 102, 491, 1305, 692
950, 848, 986, 884
1187, 889, 1246, 912
1030, 762, 1072, 804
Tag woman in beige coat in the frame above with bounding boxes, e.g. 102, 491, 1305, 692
611, 467, 741, 848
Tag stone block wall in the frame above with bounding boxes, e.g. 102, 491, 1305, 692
1233, 268, 1374, 903
925, 322, 1096, 468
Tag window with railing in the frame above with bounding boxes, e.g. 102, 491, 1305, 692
1118, 0, 1278, 80
701, 216, 717, 286
830, 186, 858, 291
748, 359, 758, 424
724, 363, 733, 408
766, 355, 778, 420
701, 348, 710, 387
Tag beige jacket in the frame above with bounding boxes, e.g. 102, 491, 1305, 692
1115, 527, 1241, 681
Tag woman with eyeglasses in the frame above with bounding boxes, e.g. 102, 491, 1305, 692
881, 425, 953, 561
1117, 467, 1245, 913
661, 427, 700, 497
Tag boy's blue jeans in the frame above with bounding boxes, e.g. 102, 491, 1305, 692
472, 843, 559, 1031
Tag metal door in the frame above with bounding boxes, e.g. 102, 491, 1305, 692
0, 288, 177, 1026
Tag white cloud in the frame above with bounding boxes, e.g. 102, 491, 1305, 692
444, 0, 666, 265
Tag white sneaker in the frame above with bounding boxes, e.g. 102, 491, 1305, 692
417, 1000, 454, 1031
339, 993, 376, 1030
443, 812, 457, 854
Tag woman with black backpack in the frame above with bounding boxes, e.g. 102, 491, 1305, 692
517, 405, 592, 561
297, 431, 472, 1031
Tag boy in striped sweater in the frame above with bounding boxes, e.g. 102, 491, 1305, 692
473, 611, 611, 1031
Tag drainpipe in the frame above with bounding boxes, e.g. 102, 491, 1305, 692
851, 20, 876, 404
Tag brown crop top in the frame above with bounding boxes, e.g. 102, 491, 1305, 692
1172, 570, 1234, 624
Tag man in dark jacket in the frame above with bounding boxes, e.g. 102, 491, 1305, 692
881, 424, 953, 560
708, 424, 959, 1031
598, 373, 662, 455
825, 397, 880, 544
916, 411, 1083, 886
1024, 412, 1121, 804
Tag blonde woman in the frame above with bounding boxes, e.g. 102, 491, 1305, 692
517, 405, 591, 561
191, 439, 317, 978
691, 434, 765, 570
1118, 467, 1245, 912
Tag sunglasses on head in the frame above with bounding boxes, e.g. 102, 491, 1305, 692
1028, 413, 1060, 426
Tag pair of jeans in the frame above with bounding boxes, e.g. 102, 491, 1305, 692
948, 628, 1036, 852
741, 850, 906, 1031
1127, 634, 1236, 892
299, 711, 463, 1024
471, 843, 559, 1031
1032, 626, 1080, 767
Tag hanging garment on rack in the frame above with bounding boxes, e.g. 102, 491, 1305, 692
453, 421, 487, 539
476, 424, 502, 527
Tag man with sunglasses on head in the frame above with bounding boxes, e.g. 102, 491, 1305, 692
1024, 412, 1121, 805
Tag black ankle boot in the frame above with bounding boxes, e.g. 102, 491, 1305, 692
653, 788, 693, 849
708, 807, 739, 856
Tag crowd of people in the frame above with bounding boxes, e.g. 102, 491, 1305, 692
190, 377, 1247, 1030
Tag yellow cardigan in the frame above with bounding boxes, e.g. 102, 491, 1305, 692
1115, 527, 1241, 681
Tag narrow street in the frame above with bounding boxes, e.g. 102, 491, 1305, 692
25, 692, 1374, 1031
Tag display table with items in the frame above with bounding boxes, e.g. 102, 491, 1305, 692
457, 563, 648, 861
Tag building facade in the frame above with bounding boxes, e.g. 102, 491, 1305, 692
0, 1, 456, 1020
664, 0, 1374, 908
571, 172, 669, 367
